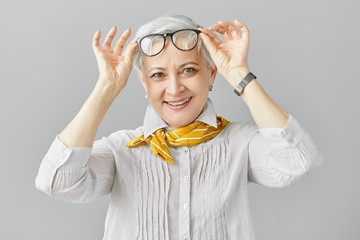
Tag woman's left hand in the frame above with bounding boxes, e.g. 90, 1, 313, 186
199, 20, 251, 87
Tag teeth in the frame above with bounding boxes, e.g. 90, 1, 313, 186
167, 98, 190, 106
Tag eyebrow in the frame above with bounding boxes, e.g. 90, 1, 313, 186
147, 61, 200, 73
148, 67, 165, 73
179, 61, 200, 69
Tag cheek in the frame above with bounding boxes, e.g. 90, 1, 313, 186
191, 75, 210, 93
146, 82, 164, 99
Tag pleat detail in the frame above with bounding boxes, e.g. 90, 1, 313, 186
191, 139, 230, 239
132, 147, 171, 240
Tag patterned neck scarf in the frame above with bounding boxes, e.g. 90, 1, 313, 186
127, 116, 229, 164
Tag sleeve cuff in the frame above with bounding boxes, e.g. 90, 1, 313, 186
47, 135, 93, 169
257, 114, 305, 149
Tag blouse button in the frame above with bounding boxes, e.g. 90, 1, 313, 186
281, 129, 289, 137
184, 175, 189, 181
183, 203, 188, 209
184, 149, 188, 153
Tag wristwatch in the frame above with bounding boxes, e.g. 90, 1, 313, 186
234, 72, 257, 96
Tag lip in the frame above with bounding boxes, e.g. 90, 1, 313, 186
165, 97, 192, 110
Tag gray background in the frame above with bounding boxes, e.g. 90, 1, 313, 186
1, 0, 359, 239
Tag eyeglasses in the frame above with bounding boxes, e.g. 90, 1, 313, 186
137, 29, 201, 57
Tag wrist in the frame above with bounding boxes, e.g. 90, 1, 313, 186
225, 67, 251, 88
92, 81, 121, 110
233, 72, 256, 96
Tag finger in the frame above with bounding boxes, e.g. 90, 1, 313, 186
198, 27, 222, 46
198, 32, 218, 59
208, 23, 233, 41
234, 20, 250, 41
113, 28, 132, 55
218, 20, 241, 38
102, 26, 117, 52
92, 30, 101, 53
122, 38, 139, 64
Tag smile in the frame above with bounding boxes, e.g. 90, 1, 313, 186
166, 97, 191, 106
165, 97, 192, 110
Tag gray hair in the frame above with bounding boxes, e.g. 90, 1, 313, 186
132, 15, 215, 71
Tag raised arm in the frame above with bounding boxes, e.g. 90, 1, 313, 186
200, 20, 322, 187
36, 27, 138, 199
59, 27, 138, 148
199, 20, 288, 128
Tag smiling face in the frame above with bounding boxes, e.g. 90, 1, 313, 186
138, 41, 216, 128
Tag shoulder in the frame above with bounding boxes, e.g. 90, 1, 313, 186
99, 126, 145, 149
220, 121, 259, 142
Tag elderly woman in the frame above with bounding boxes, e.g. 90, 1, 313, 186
36, 15, 322, 240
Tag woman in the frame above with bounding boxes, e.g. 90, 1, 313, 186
36, 15, 322, 240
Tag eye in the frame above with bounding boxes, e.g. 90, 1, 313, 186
181, 67, 196, 74
151, 72, 165, 78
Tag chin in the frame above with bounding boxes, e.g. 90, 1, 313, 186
164, 110, 199, 128
156, 97, 206, 128
169, 120, 193, 128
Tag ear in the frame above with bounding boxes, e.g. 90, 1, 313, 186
138, 69, 147, 92
209, 65, 217, 86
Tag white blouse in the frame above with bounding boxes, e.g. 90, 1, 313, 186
35, 99, 323, 240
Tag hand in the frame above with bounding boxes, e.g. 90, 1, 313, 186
92, 27, 138, 93
199, 20, 251, 87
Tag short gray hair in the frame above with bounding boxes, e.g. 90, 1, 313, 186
132, 15, 214, 71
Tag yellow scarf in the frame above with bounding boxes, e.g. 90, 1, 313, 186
126, 116, 229, 164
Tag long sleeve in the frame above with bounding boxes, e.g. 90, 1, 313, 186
34, 99, 324, 239
248, 115, 323, 187
35, 135, 116, 203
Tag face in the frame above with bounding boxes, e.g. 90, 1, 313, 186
138, 41, 216, 128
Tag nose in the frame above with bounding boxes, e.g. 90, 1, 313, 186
166, 75, 185, 96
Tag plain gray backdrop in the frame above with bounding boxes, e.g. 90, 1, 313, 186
1, 0, 359, 239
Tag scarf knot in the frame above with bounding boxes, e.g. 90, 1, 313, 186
126, 116, 229, 164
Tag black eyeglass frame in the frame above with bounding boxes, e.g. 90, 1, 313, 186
137, 29, 201, 57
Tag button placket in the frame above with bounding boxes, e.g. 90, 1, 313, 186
178, 147, 191, 240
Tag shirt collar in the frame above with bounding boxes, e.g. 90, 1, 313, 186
143, 98, 218, 138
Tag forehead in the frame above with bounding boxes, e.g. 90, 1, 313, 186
142, 42, 205, 70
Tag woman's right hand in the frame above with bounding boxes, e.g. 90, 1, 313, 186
57, 27, 138, 149
92, 27, 138, 95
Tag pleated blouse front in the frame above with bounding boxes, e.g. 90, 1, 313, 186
35, 99, 323, 240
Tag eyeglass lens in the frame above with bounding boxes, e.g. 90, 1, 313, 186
140, 30, 199, 56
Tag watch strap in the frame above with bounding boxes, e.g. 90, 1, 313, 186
234, 72, 257, 96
